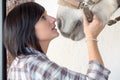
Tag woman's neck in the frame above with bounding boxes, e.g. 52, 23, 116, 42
39, 41, 50, 54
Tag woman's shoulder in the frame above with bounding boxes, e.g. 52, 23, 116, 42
9, 54, 47, 68
19, 54, 48, 64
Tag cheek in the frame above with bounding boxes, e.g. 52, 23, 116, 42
35, 23, 51, 40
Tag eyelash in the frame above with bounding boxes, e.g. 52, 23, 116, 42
41, 16, 46, 20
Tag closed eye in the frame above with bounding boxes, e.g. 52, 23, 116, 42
41, 16, 46, 20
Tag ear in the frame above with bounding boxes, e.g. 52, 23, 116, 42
117, 0, 120, 7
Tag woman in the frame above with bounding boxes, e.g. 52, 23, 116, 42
4, 2, 110, 80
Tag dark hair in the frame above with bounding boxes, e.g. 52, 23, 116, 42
4, 2, 45, 57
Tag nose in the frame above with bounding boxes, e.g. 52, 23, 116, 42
49, 16, 56, 23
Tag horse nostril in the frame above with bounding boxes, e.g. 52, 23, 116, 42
57, 18, 62, 29
75, 20, 82, 27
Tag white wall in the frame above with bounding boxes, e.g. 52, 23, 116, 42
35, 0, 120, 79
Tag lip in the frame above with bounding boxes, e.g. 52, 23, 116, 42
51, 25, 56, 30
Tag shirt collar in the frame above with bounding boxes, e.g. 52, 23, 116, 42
25, 47, 49, 60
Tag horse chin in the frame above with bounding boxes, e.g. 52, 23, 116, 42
60, 29, 85, 41
69, 22, 85, 41
59, 21, 85, 41
70, 29, 85, 41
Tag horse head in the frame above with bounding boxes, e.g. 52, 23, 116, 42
57, 0, 120, 41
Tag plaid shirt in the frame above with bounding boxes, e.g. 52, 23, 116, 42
8, 48, 110, 80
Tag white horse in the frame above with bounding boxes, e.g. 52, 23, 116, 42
57, 0, 120, 41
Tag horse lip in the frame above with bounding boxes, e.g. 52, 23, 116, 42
57, 18, 62, 30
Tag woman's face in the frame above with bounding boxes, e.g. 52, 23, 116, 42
35, 11, 59, 41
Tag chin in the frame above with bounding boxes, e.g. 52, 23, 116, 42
52, 33, 59, 40
54, 32, 59, 38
